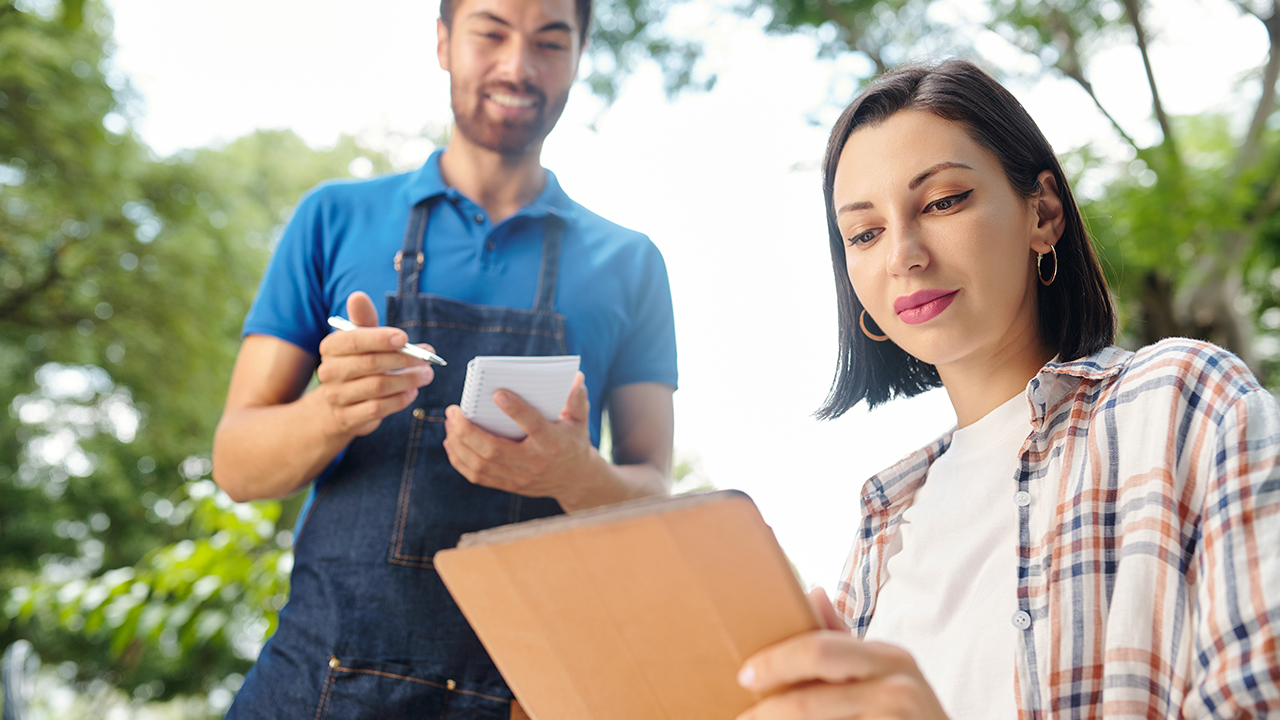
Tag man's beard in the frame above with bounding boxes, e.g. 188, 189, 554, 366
451, 80, 568, 157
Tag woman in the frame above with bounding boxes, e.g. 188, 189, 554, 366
736, 60, 1280, 719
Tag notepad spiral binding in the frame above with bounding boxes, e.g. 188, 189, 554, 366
460, 362, 485, 416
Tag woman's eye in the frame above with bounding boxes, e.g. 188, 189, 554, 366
846, 228, 882, 246
926, 189, 973, 213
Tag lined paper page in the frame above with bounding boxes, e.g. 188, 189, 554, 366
460, 355, 581, 440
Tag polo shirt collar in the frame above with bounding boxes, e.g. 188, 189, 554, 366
402, 149, 577, 222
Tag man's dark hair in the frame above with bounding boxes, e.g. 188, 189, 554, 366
816, 58, 1116, 419
440, 0, 592, 45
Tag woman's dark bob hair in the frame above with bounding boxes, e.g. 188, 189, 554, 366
816, 59, 1116, 419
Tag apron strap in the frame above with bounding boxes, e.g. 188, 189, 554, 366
396, 198, 562, 312
395, 199, 431, 296
532, 218, 562, 313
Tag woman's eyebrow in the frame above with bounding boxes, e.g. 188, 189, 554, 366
837, 200, 874, 214
908, 161, 973, 190
838, 161, 976, 214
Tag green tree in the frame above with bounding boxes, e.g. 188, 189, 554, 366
608, 0, 1280, 377
1, 0, 391, 709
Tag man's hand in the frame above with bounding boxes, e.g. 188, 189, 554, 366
315, 291, 435, 438
442, 372, 609, 510
735, 589, 949, 720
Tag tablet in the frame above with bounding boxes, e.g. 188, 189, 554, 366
434, 490, 820, 720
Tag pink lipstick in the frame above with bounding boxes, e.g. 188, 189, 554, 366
894, 289, 958, 325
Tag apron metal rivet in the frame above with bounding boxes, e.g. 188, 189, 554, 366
329, 657, 339, 669
446, 679, 457, 690
413, 408, 425, 419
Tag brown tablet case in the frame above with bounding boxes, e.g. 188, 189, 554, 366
433, 490, 820, 720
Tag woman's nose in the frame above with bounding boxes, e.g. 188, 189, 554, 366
886, 224, 929, 276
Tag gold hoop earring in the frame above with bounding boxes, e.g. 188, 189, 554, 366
859, 310, 889, 342
1037, 246, 1058, 286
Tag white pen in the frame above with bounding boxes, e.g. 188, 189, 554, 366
327, 316, 447, 366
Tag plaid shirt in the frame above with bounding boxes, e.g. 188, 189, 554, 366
835, 339, 1280, 718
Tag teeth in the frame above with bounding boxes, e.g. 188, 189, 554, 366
489, 93, 536, 108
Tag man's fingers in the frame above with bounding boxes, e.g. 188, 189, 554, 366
446, 406, 518, 460
346, 291, 380, 327
323, 367, 431, 406
443, 407, 523, 484
335, 389, 417, 435
739, 632, 897, 694
559, 372, 589, 423
494, 389, 551, 438
319, 326, 411, 358
317, 351, 431, 384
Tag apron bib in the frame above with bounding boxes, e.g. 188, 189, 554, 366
228, 199, 567, 720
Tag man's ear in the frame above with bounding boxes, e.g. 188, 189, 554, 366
437, 18, 451, 72
1030, 169, 1066, 254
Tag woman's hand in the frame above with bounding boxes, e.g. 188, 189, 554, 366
735, 588, 950, 720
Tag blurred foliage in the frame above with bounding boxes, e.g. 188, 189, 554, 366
587, 0, 717, 103
714, 0, 1280, 379
1, 0, 390, 712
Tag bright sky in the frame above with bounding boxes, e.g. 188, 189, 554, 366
106, 0, 1268, 588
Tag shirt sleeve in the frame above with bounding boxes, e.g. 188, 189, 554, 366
241, 187, 332, 353
606, 240, 678, 390
1189, 387, 1280, 717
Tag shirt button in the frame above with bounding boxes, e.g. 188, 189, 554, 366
1012, 611, 1032, 630
486, 240, 495, 251
1014, 491, 1031, 507
474, 213, 484, 224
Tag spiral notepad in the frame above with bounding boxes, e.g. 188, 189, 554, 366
459, 355, 581, 440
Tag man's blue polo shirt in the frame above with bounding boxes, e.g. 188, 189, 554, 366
243, 149, 678, 450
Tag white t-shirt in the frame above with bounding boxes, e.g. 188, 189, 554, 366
862, 393, 1029, 720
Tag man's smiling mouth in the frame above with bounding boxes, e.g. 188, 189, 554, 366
488, 92, 537, 109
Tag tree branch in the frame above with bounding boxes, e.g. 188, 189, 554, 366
1122, 0, 1179, 164
0, 249, 62, 320
1034, 10, 1141, 150
1234, 1, 1280, 177
1058, 62, 1141, 150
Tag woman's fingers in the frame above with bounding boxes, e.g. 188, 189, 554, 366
737, 673, 940, 720
740, 633, 916, 694
809, 588, 848, 632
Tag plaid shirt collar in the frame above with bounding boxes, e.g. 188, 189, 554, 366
859, 345, 1131, 516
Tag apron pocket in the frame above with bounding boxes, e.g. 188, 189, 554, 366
389, 410, 522, 569
317, 655, 512, 720
389, 408, 449, 569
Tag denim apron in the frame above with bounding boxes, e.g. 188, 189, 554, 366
227, 198, 566, 719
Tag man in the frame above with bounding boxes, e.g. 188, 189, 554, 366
211, 0, 677, 713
